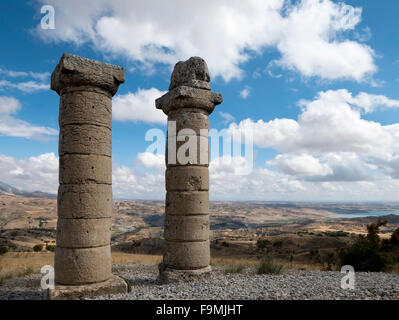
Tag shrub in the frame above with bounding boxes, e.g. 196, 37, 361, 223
390, 227, 399, 250
257, 256, 284, 275
339, 236, 393, 272
46, 244, 56, 252
224, 263, 246, 274
309, 249, 321, 263
322, 252, 338, 271
339, 219, 394, 272
256, 238, 270, 250
367, 220, 387, 244
33, 244, 43, 252
221, 241, 229, 248
309, 249, 319, 256
273, 240, 283, 248
0, 246, 9, 255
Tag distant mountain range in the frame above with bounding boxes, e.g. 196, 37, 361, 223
0, 181, 56, 198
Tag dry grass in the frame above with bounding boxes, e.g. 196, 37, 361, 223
224, 263, 247, 274
389, 263, 399, 274
257, 256, 285, 275
0, 252, 54, 285
211, 255, 326, 272
211, 257, 256, 274
0, 251, 162, 285
0, 252, 54, 275
0, 267, 36, 285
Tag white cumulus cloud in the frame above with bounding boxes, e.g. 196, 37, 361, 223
229, 89, 399, 183
135, 152, 165, 171
0, 80, 49, 93
113, 88, 167, 124
0, 68, 50, 82
219, 111, 235, 124
239, 87, 251, 99
0, 96, 58, 140
0, 68, 50, 93
229, 89, 399, 157
0, 153, 58, 193
35, 0, 376, 82
267, 154, 333, 177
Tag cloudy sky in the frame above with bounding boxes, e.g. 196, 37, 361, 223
1, 0, 399, 201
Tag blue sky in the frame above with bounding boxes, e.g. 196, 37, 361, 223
1, 0, 399, 201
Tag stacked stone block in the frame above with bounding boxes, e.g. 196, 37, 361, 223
156, 57, 223, 282
49, 53, 126, 298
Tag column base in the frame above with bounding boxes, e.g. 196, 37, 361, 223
158, 263, 212, 284
44, 275, 128, 300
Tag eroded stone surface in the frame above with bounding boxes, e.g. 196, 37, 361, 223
167, 109, 209, 136
157, 57, 222, 281
59, 90, 112, 128
52, 53, 125, 295
51, 53, 125, 96
166, 191, 209, 215
163, 240, 211, 270
59, 124, 111, 156
166, 166, 209, 191
57, 184, 112, 219
46, 275, 127, 300
156, 86, 222, 115
157, 265, 212, 284
59, 154, 112, 184
169, 57, 210, 91
54, 246, 112, 285
56, 218, 111, 248
164, 215, 209, 241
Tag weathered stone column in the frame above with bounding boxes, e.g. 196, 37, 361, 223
156, 57, 223, 282
48, 53, 127, 299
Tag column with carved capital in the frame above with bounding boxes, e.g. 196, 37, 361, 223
156, 57, 223, 283
48, 53, 127, 299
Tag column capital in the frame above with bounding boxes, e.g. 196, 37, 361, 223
156, 86, 222, 115
51, 53, 125, 96
156, 57, 222, 115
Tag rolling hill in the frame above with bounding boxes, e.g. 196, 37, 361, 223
0, 181, 56, 198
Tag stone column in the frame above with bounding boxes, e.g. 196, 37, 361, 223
48, 53, 127, 299
156, 57, 223, 282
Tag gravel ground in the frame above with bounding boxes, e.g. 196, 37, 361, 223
1, 263, 399, 300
